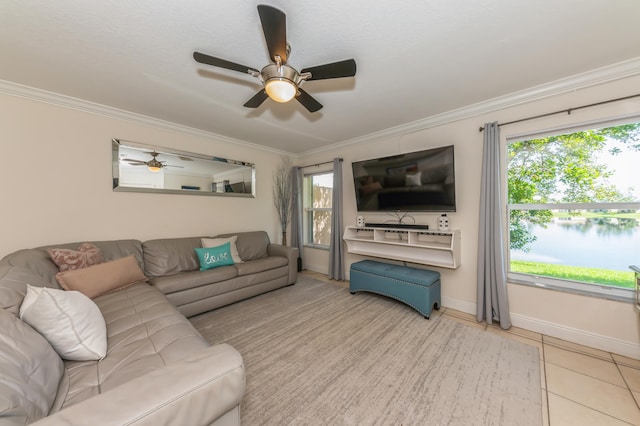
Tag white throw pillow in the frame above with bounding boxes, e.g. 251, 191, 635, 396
201, 236, 243, 263
405, 172, 422, 187
19, 285, 107, 361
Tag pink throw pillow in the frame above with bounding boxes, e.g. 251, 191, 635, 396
48, 242, 104, 272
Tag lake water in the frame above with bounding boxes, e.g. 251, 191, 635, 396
510, 218, 640, 272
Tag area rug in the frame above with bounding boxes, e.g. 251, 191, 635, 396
191, 276, 542, 425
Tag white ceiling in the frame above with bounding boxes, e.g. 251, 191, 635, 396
2, 1, 640, 154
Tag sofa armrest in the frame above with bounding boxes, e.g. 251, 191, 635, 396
268, 244, 299, 284
32, 344, 245, 426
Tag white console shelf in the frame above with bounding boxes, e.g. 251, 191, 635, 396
343, 225, 461, 269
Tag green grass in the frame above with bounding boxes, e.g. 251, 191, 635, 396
510, 260, 635, 289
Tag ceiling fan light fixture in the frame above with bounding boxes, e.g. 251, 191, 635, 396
265, 78, 297, 102
147, 157, 163, 172
193, 5, 355, 112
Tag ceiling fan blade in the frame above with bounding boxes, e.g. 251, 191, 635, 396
296, 88, 323, 113
257, 5, 288, 63
301, 59, 357, 81
123, 159, 147, 165
243, 89, 269, 108
193, 51, 259, 75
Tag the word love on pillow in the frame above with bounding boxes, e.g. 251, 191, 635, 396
195, 242, 235, 271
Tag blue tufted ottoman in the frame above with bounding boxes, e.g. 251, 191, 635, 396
349, 260, 441, 319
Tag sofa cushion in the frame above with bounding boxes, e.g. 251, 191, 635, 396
195, 244, 235, 271
215, 231, 270, 261
55, 255, 147, 299
2, 249, 64, 289
0, 308, 64, 424
148, 266, 238, 294
59, 283, 209, 409
20, 285, 107, 361
0, 264, 48, 317
143, 237, 201, 277
47, 242, 104, 272
235, 256, 288, 277
165, 265, 289, 312
232, 264, 290, 291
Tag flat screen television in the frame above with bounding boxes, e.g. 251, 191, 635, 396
351, 145, 456, 212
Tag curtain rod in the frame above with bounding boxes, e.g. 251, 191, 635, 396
478, 93, 640, 132
298, 158, 343, 169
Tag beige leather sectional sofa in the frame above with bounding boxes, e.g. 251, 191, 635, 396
0, 231, 298, 425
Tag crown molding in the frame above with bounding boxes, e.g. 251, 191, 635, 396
0, 79, 291, 157
2, 56, 640, 159
301, 57, 640, 157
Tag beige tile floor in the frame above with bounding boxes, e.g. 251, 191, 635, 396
303, 271, 640, 425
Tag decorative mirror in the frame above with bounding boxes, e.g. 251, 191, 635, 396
112, 139, 255, 197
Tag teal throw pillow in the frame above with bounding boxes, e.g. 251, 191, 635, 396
195, 242, 235, 271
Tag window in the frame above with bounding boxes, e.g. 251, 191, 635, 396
506, 119, 640, 300
303, 172, 333, 247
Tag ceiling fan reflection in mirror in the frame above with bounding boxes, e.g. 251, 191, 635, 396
193, 4, 356, 112
122, 151, 184, 173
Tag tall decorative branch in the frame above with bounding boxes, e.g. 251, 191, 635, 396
273, 157, 293, 245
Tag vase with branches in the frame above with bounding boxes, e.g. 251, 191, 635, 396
273, 157, 292, 245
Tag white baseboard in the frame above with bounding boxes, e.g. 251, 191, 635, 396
510, 313, 640, 360
441, 296, 476, 316
303, 262, 328, 276
442, 296, 640, 360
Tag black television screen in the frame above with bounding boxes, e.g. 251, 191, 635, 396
351, 145, 456, 212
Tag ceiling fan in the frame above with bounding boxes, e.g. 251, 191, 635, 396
193, 4, 356, 112
122, 151, 184, 173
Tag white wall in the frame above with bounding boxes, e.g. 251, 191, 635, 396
0, 91, 289, 258
2, 75, 639, 358
297, 74, 640, 358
